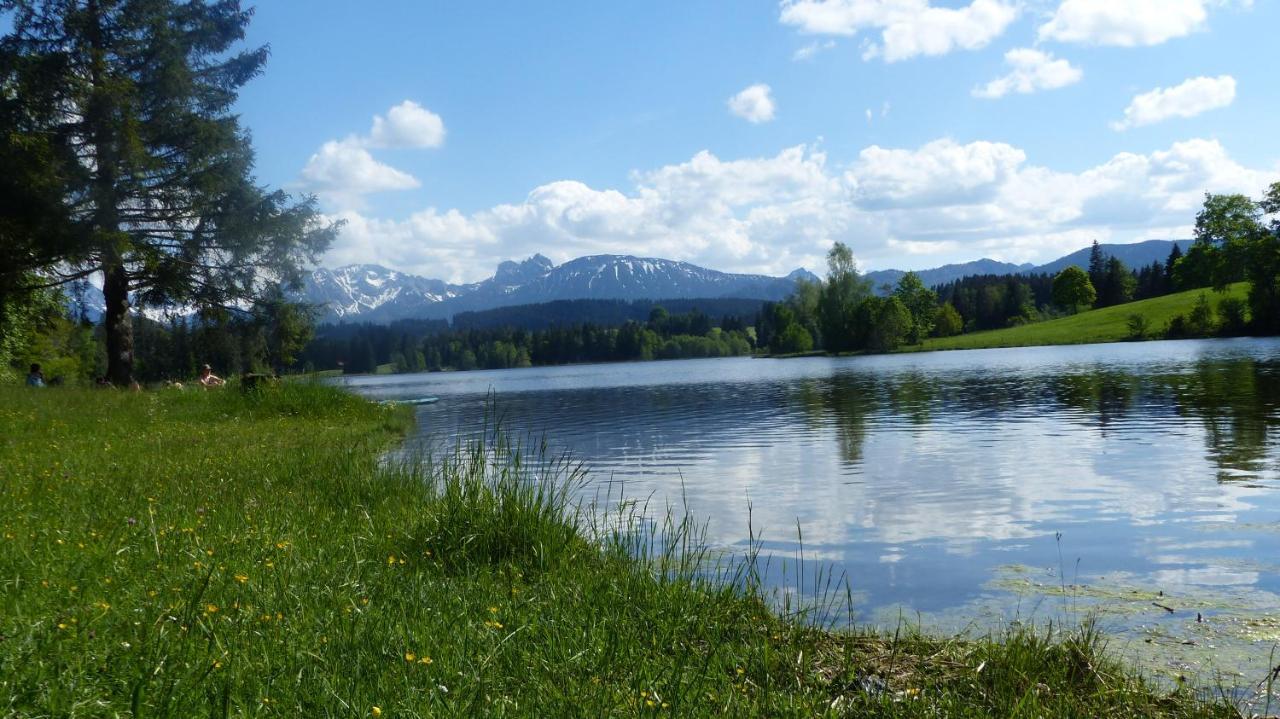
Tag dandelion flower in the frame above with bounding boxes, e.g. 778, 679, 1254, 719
205, 604, 218, 614
234, 574, 248, 583
371, 707, 382, 717
404, 652, 416, 662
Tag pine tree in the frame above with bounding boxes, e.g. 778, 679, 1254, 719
1087, 240, 1106, 301
1165, 243, 1184, 288
1, 1, 336, 384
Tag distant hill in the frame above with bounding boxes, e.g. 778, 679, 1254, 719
865, 258, 1033, 292
865, 239, 1191, 294
1030, 239, 1193, 276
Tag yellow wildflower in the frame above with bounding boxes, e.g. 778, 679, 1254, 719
371, 707, 382, 717
234, 574, 248, 583
404, 652, 416, 662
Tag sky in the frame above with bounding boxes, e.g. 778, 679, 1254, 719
228, 0, 1280, 283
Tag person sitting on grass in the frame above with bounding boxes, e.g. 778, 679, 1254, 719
197, 364, 225, 388
26, 363, 45, 388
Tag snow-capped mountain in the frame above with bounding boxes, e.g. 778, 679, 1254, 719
300, 254, 819, 322
304, 264, 473, 322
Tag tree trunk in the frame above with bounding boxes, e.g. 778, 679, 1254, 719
103, 262, 133, 385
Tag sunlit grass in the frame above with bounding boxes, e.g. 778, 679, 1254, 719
0, 383, 1247, 716
920, 283, 1250, 352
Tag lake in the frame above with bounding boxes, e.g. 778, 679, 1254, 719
342, 338, 1280, 683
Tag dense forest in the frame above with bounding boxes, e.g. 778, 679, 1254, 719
299, 306, 756, 373
451, 297, 766, 331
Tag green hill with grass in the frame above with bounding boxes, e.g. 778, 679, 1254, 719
920, 283, 1249, 352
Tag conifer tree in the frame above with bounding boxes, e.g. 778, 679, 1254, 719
1, 0, 336, 383
1087, 240, 1106, 296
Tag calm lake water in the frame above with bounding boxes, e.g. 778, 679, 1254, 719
342, 339, 1280, 682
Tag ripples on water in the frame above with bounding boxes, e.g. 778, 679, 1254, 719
344, 338, 1280, 680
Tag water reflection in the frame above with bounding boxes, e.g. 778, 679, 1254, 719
343, 339, 1280, 675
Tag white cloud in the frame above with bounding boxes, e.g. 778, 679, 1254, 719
367, 100, 446, 149
793, 39, 837, 60
779, 0, 1018, 62
297, 100, 445, 208
322, 137, 1276, 282
1038, 0, 1208, 46
850, 139, 1027, 208
1112, 75, 1236, 130
973, 48, 1083, 99
298, 139, 420, 209
727, 84, 777, 123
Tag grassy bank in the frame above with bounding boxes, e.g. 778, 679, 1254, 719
0, 384, 1246, 716
919, 283, 1250, 352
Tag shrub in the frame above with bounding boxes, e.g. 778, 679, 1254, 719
1218, 296, 1248, 335
776, 323, 814, 354
932, 303, 963, 337
1126, 314, 1151, 340
1186, 293, 1216, 336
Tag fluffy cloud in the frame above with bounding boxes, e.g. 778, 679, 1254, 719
298, 139, 420, 209
850, 139, 1027, 208
367, 101, 446, 149
297, 100, 445, 208
1112, 75, 1236, 130
727, 84, 777, 123
1038, 0, 1210, 46
972, 48, 1083, 99
779, 0, 1018, 62
321, 138, 1276, 282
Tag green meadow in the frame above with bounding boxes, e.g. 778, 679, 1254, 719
919, 283, 1250, 352
0, 383, 1247, 717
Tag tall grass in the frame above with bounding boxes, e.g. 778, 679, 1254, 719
0, 383, 1247, 716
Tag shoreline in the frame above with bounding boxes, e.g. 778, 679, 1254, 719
0, 383, 1262, 715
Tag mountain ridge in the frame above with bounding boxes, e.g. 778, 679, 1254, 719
303, 254, 821, 322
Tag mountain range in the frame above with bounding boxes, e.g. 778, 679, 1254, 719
303, 240, 1191, 323
68, 240, 1193, 324
303, 254, 820, 323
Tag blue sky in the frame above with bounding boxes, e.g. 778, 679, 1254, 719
228, 0, 1279, 282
